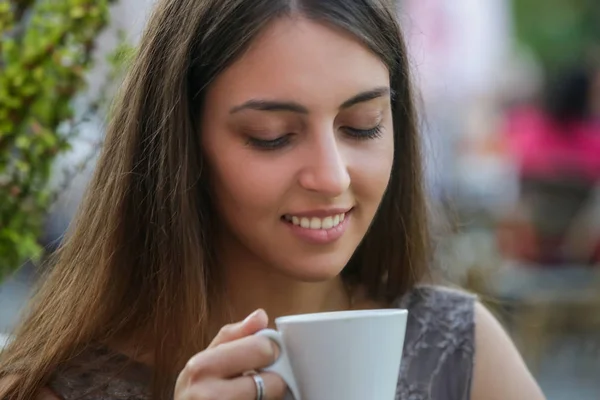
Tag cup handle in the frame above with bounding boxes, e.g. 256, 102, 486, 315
255, 329, 301, 400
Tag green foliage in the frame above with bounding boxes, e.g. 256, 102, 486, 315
0, 0, 116, 279
512, 0, 600, 73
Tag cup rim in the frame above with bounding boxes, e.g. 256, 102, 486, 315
275, 308, 407, 325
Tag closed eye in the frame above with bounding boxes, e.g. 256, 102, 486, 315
246, 124, 383, 151
246, 134, 292, 151
343, 125, 383, 140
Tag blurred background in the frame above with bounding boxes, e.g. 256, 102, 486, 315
1, 1, 599, 399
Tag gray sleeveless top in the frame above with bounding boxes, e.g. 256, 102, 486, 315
47, 285, 476, 400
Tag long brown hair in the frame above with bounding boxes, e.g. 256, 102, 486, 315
0, 0, 429, 398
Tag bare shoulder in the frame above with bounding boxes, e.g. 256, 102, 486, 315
471, 302, 546, 400
0, 375, 62, 400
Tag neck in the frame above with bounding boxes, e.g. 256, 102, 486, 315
214, 252, 351, 330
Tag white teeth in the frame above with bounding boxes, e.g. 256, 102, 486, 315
286, 213, 346, 230
309, 217, 321, 229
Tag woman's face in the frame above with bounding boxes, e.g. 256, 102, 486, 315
202, 17, 394, 281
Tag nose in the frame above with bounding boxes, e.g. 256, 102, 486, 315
297, 133, 351, 197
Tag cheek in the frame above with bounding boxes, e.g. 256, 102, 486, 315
208, 152, 289, 218
348, 140, 394, 202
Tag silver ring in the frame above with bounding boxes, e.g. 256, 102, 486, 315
251, 373, 265, 400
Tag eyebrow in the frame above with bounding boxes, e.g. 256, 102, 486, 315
229, 86, 391, 115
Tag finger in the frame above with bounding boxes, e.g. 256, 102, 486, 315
231, 372, 288, 400
176, 310, 270, 389
187, 335, 279, 379
185, 372, 287, 400
208, 309, 268, 349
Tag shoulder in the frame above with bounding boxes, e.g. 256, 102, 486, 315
46, 344, 151, 400
2, 345, 152, 400
395, 285, 545, 400
399, 284, 476, 308
471, 303, 546, 400
399, 284, 476, 341
395, 285, 476, 400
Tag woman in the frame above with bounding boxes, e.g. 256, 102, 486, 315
0, 1, 545, 399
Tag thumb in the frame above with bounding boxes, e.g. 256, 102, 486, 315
208, 309, 268, 348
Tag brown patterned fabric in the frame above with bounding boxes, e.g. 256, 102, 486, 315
48, 285, 476, 400
48, 345, 151, 400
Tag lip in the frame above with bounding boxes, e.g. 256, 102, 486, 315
282, 209, 352, 245
283, 207, 353, 218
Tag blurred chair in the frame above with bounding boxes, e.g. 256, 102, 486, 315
465, 261, 600, 374
521, 177, 596, 264
510, 274, 600, 374
498, 177, 599, 266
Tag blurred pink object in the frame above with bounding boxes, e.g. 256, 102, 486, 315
506, 107, 600, 183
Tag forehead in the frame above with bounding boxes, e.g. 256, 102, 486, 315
206, 17, 390, 111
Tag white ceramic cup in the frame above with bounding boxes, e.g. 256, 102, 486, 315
256, 309, 408, 400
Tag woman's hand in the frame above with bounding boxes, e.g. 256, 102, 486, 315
174, 309, 287, 400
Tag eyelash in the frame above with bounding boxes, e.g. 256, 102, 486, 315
247, 125, 383, 151
344, 125, 383, 140
247, 135, 292, 151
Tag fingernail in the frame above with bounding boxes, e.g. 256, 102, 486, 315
186, 354, 199, 369
244, 309, 264, 323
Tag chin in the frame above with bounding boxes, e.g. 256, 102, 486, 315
277, 255, 350, 282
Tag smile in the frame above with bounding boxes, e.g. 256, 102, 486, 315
281, 209, 353, 245
283, 213, 346, 230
